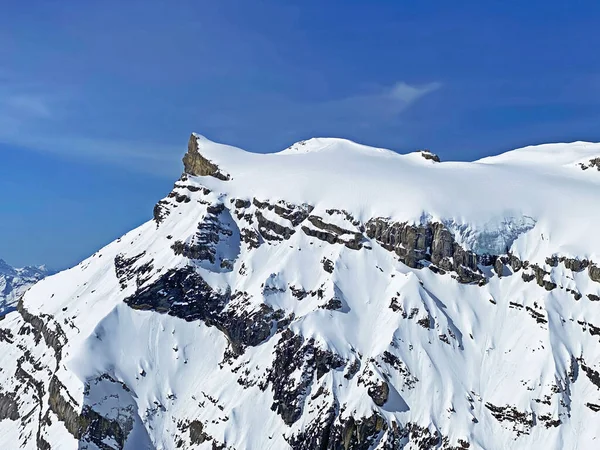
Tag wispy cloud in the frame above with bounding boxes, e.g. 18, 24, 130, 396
4, 94, 52, 118
0, 129, 181, 178
0, 77, 58, 133
0, 76, 181, 177
0, 77, 442, 176
317, 80, 442, 118
389, 81, 442, 105
202, 80, 443, 149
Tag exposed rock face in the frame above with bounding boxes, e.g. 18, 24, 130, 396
17, 297, 66, 360
290, 412, 390, 450
171, 202, 237, 266
561, 256, 588, 272
366, 219, 484, 284
3, 299, 139, 449
114, 251, 154, 289
252, 198, 313, 242
252, 198, 313, 227
188, 420, 208, 445
263, 330, 344, 426
485, 403, 534, 436
48, 375, 129, 448
124, 267, 282, 354
0, 392, 19, 421
302, 214, 364, 250
589, 263, 600, 283
420, 150, 441, 162
367, 380, 389, 406
182, 134, 230, 180
511, 255, 600, 298
524, 264, 557, 291
153, 174, 212, 224
579, 157, 600, 171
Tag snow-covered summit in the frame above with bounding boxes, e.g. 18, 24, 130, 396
1, 134, 600, 449
278, 137, 400, 157
187, 134, 599, 262
477, 141, 600, 168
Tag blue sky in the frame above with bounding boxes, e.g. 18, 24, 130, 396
2, 0, 600, 269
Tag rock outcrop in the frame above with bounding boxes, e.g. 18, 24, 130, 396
579, 157, 600, 171
182, 134, 230, 180
366, 219, 484, 284
420, 150, 441, 162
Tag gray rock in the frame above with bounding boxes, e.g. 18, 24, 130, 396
0, 392, 19, 421
494, 258, 505, 277
589, 264, 600, 283
420, 150, 441, 162
561, 257, 588, 273
510, 255, 523, 272
182, 134, 230, 180
302, 215, 363, 250
367, 381, 389, 406
366, 219, 482, 283
189, 420, 208, 445
579, 157, 600, 171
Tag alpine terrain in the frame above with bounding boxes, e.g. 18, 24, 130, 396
0, 259, 47, 315
1, 134, 600, 450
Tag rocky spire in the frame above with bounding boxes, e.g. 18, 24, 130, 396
182, 133, 230, 180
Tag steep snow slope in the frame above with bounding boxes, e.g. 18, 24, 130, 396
1, 134, 600, 449
0, 259, 47, 315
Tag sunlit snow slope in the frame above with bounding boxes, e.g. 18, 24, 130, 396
1, 134, 600, 449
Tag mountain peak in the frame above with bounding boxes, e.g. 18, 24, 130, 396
0, 258, 15, 276
278, 137, 399, 157
182, 133, 230, 180
476, 141, 600, 169
4, 134, 600, 449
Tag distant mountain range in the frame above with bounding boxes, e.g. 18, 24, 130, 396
0, 259, 48, 315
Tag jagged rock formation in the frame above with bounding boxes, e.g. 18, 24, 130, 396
366, 219, 484, 284
183, 133, 230, 180
1, 135, 600, 449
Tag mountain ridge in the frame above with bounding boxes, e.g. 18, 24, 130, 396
183, 133, 600, 262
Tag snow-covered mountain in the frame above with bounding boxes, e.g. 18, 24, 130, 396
1, 134, 600, 449
0, 259, 47, 315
